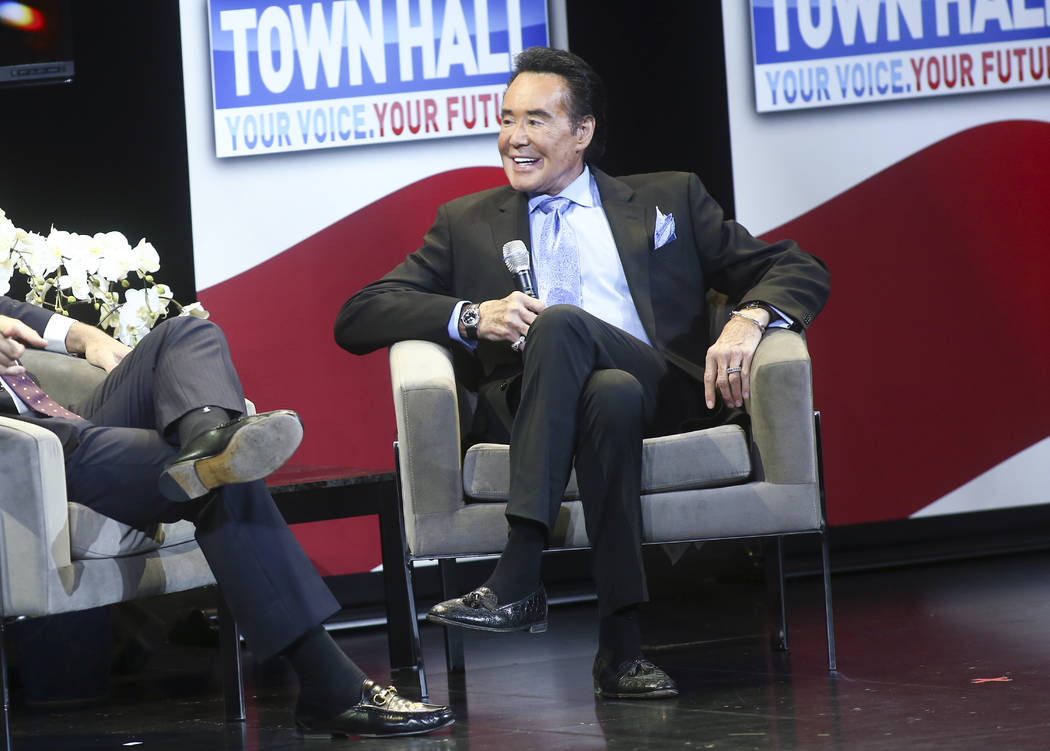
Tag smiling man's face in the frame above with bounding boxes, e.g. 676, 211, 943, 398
497, 72, 594, 196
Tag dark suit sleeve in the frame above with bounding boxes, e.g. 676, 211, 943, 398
334, 203, 465, 355
0, 295, 55, 336
685, 174, 829, 329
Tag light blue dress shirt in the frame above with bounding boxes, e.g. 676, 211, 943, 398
448, 166, 648, 348
447, 166, 790, 348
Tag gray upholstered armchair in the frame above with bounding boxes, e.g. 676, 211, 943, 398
384, 296, 836, 692
0, 349, 244, 750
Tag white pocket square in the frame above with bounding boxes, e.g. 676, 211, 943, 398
654, 208, 676, 249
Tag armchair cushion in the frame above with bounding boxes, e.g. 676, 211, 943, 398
68, 503, 196, 560
462, 424, 751, 501
21, 349, 106, 407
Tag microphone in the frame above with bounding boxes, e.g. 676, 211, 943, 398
501, 240, 535, 297
502, 240, 533, 353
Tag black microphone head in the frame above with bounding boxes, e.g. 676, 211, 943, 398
501, 240, 530, 274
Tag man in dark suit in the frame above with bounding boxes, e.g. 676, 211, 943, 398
0, 295, 453, 737
335, 47, 829, 698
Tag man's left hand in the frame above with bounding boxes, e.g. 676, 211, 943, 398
703, 310, 769, 409
85, 337, 131, 373
67, 322, 131, 373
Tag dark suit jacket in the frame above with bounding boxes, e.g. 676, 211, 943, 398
0, 294, 85, 451
335, 168, 830, 434
0, 295, 54, 338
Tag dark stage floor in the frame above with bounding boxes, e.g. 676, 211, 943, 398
9, 547, 1050, 750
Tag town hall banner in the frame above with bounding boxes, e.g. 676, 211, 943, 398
750, 0, 1050, 112
207, 0, 548, 156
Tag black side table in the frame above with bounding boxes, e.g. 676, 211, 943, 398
267, 465, 418, 673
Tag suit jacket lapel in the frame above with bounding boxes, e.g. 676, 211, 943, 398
491, 189, 531, 261
592, 168, 657, 343
467, 189, 530, 300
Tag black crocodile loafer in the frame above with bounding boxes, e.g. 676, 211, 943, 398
593, 655, 679, 699
427, 585, 548, 633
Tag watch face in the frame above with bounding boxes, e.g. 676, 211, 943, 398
739, 301, 771, 314
463, 307, 480, 326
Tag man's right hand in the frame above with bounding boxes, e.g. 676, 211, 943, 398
476, 291, 545, 347
0, 315, 48, 376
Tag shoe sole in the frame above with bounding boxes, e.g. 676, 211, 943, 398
159, 412, 303, 500
426, 613, 548, 634
594, 687, 680, 699
297, 716, 455, 739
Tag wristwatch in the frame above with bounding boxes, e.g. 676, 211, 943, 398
735, 300, 773, 317
460, 303, 481, 341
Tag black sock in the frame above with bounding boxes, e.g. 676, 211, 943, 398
598, 606, 643, 667
285, 626, 368, 713
482, 519, 546, 603
176, 406, 231, 447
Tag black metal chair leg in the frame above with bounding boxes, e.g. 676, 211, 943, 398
821, 532, 837, 672
389, 444, 429, 699
0, 620, 11, 751
216, 591, 245, 722
438, 559, 465, 673
813, 411, 837, 673
382, 450, 423, 672
763, 536, 789, 652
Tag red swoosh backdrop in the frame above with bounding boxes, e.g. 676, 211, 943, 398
197, 166, 507, 574
197, 120, 1050, 571
768, 120, 1050, 525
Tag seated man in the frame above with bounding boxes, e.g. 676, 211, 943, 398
0, 294, 453, 739
335, 47, 829, 699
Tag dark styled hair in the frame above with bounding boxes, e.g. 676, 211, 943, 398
508, 46, 607, 163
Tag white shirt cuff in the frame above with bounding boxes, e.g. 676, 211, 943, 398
42, 313, 75, 354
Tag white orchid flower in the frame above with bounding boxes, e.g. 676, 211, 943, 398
95, 231, 136, 281
116, 287, 165, 345
178, 301, 210, 319
0, 215, 16, 254
21, 226, 69, 277
3, 210, 190, 347
59, 253, 95, 300
132, 238, 161, 273
0, 252, 15, 297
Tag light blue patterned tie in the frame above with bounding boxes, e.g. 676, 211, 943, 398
535, 196, 581, 307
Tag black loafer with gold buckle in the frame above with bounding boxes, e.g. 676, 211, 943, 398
295, 680, 454, 738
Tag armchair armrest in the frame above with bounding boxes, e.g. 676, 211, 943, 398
21, 349, 106, 407
747, 329, 818, 486
0, 417, 73, 616
389, 341, 466, 544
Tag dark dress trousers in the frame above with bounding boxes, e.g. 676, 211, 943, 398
0, 295, 338, 658
335, 168, 830, 615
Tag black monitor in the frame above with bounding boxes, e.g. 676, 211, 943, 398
0, 0, 73, 88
